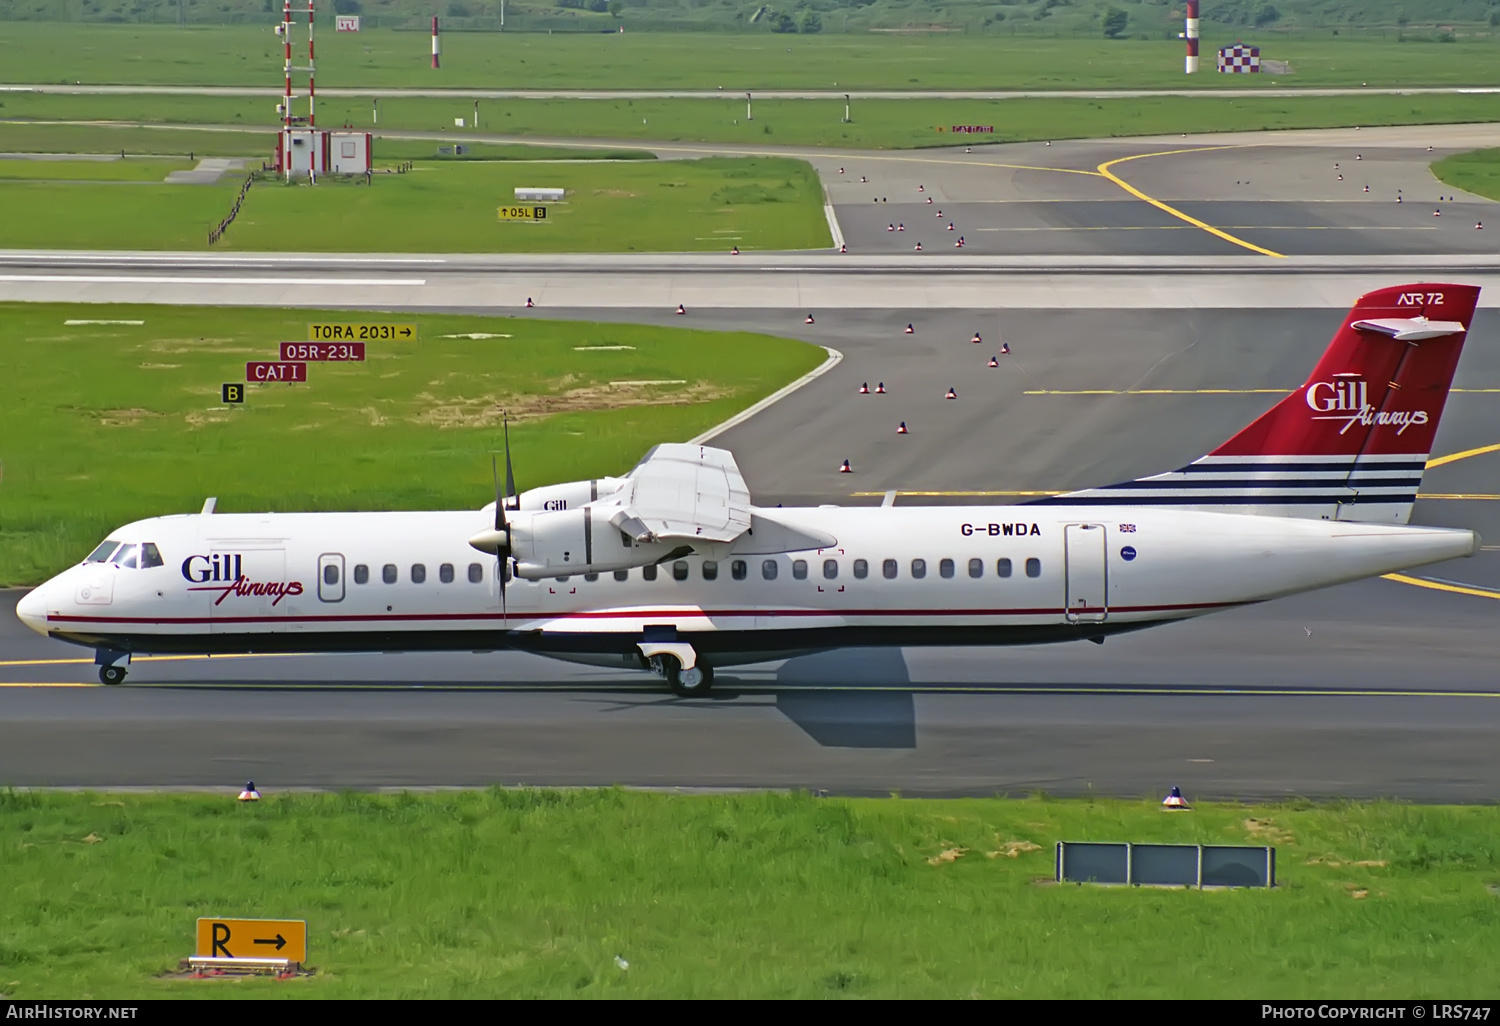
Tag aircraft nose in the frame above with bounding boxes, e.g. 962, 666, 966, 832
15, 586, 50, 635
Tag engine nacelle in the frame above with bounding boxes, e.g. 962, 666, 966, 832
510, 477, 626, 513
508, 507, 684, 580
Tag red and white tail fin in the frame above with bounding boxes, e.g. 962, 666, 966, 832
1046, 283, 1479, 524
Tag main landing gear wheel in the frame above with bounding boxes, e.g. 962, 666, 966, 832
99, 665, 127, 686
661, 656, 714, 696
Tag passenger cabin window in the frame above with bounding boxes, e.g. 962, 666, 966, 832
411, 564, 427, 584
702, 561, 718, 581
853, 559, 868, 579
823, 559, 838, 580
969, 558, 984, 579
792, 559, 808, 581
467, 562, 483, 584
140, 543, 164, 569
672, 560, 689, 582
643, 564, 658, 582
114, 544, 140, 569
997, 558, 1012, 578
614, 569, 629, 582
323, 564, 340, 586
882, 559, 897, 580
939, 558, 955, 579
354, 564, 370, 584
762, 560, 778, 581
911, 558, 926, 580
731, 559, 747, 581
439, 563, 455, 584
1026, 557, 1042, 578
382, 564, 398, 585
85, 541, 119, 563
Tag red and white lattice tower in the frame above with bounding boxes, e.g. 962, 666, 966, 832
276, 0, 318, 181
1185, 1, 1200, 74
432, 16, 441, 69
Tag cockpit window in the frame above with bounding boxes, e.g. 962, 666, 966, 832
139, 543, 164, 569
114, 544, 140, 569
85, 541, 120, 563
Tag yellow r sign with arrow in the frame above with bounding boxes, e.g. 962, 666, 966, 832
196, 918, 307, 963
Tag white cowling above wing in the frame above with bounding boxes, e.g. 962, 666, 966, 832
602, 443, 753, 545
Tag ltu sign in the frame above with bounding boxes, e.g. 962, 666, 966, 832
336, 15, 360, 31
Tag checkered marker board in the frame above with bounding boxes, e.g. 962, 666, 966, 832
1217, 44, 1260, 72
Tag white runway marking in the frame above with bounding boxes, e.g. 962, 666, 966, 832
0, 274, 427, 285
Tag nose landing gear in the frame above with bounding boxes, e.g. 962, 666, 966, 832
95, 648, 130, 685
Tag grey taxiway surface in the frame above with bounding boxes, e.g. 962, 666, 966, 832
2, 125, 1498, 798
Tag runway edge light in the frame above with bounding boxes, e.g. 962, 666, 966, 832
1162, 786, 1191, 810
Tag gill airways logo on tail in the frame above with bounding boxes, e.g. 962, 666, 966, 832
1305, 379, 1429, 436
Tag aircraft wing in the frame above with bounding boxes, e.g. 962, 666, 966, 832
606, 443, 753, 545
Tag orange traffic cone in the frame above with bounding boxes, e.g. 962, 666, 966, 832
676, 303, 686, 315
1478, 222, 1485, 230
1434, 209, 1441, 217
525, 297, 534, 308
904, 324, 914, 334
860, 175, 867, 182
805, 314, 815, 324
987, 356, 998, 368
839, 243, 847, 253
859, 382, 869, 394
935, 210, 942, 217
875, 382, 886, 394
838, 167, 845, 174
947, 223, 955, 231
887, 223, 895, 232
1000, 342, 1010, 355
914, 242, 922, 251
971, 332, 982, 344
1363, 185, 1369, 192
926, 197, 933, 205
897, 421, 908, 434
731, 245, 739, 255
1161, 786, 1190, 810
839, 459, 852, 473
945, 387, 957, 400
1356, 153, 1362, 160
918, 184, 924, 192
238, 781, 260, 802
897, 223, 905, 231
1337, 174, 1343, 181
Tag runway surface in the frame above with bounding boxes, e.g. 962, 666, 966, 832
2, 124, 1498, 799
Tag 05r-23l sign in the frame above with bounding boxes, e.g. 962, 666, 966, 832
498, 205, 547, 221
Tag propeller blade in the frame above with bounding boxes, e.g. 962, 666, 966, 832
490, 454, 503, 531
503, 412, 517, 510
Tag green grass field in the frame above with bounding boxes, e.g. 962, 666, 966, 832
2, 24, 1500, 90
0, 303, 823, 587
0, 155, 830, 251
3, 788, 1499, 998
1432, 148, 1500, 202
8, 89, 1500, 154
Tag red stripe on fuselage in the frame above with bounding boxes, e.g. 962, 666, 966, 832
43, 600, 1239, 626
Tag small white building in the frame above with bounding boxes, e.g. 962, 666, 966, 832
328, 131, 372, 174
275, 130, 325, 176
515, 187, 565, 201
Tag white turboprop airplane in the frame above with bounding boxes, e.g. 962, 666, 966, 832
15, 283, 1483, 694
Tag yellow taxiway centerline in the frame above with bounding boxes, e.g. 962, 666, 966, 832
1096, 146, 1287, 258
